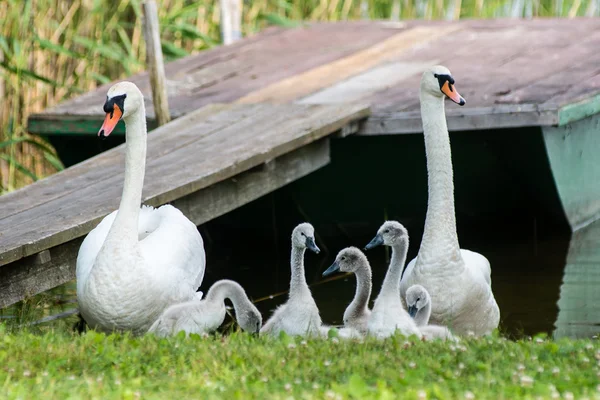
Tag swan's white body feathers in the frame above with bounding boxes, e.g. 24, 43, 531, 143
77, 204, 205, 334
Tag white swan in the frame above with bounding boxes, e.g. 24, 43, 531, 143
260, 223, 323, 337
76, 81, 206, 334
405, 284, 458, 341
363, 222, 422, 339
148, 279, 262, 337
399, 65, 500, 336
322, 245, 372, 335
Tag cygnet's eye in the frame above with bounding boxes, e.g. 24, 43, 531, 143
341, 256, 346, 261
384, 229, 390, 234
300, 232, 306, 237
416, 297, 421, 302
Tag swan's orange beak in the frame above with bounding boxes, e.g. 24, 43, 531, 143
441, 81, 466, 106
98, 104, 122, 138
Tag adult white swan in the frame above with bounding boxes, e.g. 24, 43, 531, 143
76, 81, 206, 334
399, 66, 500, 336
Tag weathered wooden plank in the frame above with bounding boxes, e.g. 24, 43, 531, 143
235, 25, 461, 104
298, 61, 438, 105
26, 19, 600, 135
0, 104, 234, 221
0, 103, 369, 267
28, 22, 396, 131
358, 104, 560, 135
173, 139, 330, 226
0, 139, 331, 309
0, 238, 83, 310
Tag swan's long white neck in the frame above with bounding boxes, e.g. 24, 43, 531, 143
417, 93, 463, 272
345, 263, 372, 321
414, 294, 432, 326
106, 104, 147, 246
289, 245, 309, 298
379, 238, 408, 298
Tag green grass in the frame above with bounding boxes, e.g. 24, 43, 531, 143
0, 326, 598, 399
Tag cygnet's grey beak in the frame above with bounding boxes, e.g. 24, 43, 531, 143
322, 261, 340, 277
364, 234, 384, 250
306, 237, 320, 254
408, 305, 418, 318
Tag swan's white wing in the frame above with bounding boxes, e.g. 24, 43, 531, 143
461, 249, 492, 286
76, 210, 118, 296
139, 205, 206, 301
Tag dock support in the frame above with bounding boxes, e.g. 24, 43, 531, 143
219, 0, 242, 45
542, 114, 600, 338
142, 0, 171, 126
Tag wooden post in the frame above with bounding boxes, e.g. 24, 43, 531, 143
220, 0, 242, 45
142, 0, 171, 126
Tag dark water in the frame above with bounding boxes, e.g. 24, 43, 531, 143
196, 131, 600, 339
6, 131, 600, 339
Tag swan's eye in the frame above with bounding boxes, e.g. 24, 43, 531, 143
300, 232, 305, 237
433, 73, 438, 78
384, 229, 390, 234
341, 256, 346, 261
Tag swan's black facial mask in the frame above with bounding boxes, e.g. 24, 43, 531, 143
434, 73, 466, 106
99, 94, 126, 139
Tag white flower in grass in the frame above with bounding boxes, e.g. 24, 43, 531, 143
325, 390, 336, 399
564, 392, 574, 400
294, 379, 301, 385
409, 362, 416, 369
300, 340, 307, 347
324, 360, 332, 367
312, 383, 320, 390
537, 366, 544, 373
261, 376, 268, 382
284, 383, 292, 391
535, 338, 544, 343
331, 337, 339, 344
417, 390, 427, 399
517, 364, 525, 372
22, 371, 31, 377
287, 343, 296, 349
464, 391, 475, 399
552, 367, 560, 376
582, 357, 590, 363
519, 375, 534, 388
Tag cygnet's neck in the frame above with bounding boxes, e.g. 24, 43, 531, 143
289, 244, 310, 298
379, 238, 408, 298
206, 280, 249, 311
414, 294, 432, 326
345, 262, 372, 321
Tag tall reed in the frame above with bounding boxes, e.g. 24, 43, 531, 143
1, 0, 597, 193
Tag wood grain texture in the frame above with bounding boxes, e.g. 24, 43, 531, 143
0, 140, 331, 308
28, 19, 600, 135
0, 102, 369, 267
236, 25, 460, 104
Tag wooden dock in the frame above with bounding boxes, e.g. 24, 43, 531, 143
0, 102, 368, 308
2, 18, 600, 308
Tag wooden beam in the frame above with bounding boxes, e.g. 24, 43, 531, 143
558, 94, 600, 126
142, 0, 171, 126
219, 0, 242, 45
0, 139, 331, 309
358, 104, 560, 135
